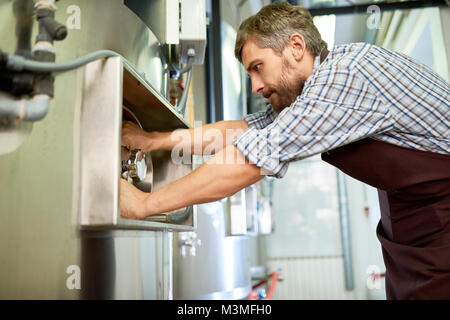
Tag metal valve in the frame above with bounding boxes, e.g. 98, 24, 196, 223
178, 232, 202, 257
122, 149, 146, 183
120, 106, 153, 192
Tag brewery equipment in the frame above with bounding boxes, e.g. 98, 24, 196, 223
0, 0, 203, 299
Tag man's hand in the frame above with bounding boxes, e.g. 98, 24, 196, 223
119, 144, 264, 219
121, 121, 155, 153
119, 178, 150, 220
121, 119, 249, 157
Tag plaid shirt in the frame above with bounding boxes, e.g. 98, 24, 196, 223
233, 42, 450, 178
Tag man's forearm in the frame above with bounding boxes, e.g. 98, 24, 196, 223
140, 144, 263, 217
151, 120, 249, 155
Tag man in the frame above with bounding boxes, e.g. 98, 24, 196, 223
120, 2, 450, 299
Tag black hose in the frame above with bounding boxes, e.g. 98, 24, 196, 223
0, 50, 8, 69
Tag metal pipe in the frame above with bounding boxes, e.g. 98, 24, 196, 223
336, 169, 355, 290
177, 68, 193, 117
206, 0, 224, 122
171, 55, 194, 75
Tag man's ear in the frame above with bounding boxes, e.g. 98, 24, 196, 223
289, 33, 306, 61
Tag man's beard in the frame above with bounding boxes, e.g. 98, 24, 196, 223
266, 57, 306, 113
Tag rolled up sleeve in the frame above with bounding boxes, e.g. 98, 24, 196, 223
234, 86, 394, 179
244, 105, 278, 129
233, 125, 289, 178
234, 61, 396, 179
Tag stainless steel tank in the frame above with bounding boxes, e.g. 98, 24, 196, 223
0, 0, 194, 299
173, 201, 252, 300
171, 19, 255, 300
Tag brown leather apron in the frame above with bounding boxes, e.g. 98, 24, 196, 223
321, 138, 450, 299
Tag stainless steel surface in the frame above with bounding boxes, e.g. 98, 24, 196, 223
122, 106, 150, 186
255, 178, 274, 235
177, 231, 202, 257
124, 0, 179, 46
245, 185, 258, 235
173, 203, 251, 300
124, 0, 206, 65
0, 0, 189, 299
79, 57, 195, 231
81, 230, 173, 299
221, 21, 245, 121
336, 169, 355, 290
122, 149, 149, 184
79, 57, 121, 227
122, 60, 192, 131
225, 188, 255, 236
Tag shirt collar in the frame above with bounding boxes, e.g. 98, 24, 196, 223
313, 53, 322, 73
304, 53, 323, 89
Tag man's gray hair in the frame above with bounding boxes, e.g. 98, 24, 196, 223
235, 2, 327, 63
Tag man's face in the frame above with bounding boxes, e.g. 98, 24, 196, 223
242, 39, 307, 112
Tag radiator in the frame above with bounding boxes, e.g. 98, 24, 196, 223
266, 255, 351, 299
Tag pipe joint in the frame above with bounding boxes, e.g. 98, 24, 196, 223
23, 94, 51, 121
35, 7, 67, 43
0, 93, 50, 122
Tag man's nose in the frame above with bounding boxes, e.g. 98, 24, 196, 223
251, 77, 265, 95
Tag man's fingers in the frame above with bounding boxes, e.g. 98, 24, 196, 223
122, 121, 141, 132
121, 121, 146, 151
122, 120, 137, 128
137, 150, 144, 162
121, 130, 136, 150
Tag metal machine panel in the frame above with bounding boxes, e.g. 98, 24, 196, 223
79, 57, 195, 231
124, 0, 179, 45
0, 0, 192, 299
81, 230, 173, 300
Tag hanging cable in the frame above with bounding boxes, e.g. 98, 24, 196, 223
177, 68, 193, 116
4, 49, 120, 73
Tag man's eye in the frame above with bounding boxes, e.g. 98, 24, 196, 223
254, 64, 261, 72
